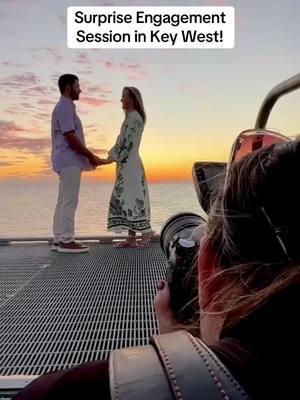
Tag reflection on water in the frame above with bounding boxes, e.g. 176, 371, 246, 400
0, 180, 205, 237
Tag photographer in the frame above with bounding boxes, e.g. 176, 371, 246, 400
155, 137, 300, 399
15, 137, 300, 399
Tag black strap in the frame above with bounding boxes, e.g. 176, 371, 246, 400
109, 330, 250, 400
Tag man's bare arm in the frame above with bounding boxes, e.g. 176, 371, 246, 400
64, 131, 96, 161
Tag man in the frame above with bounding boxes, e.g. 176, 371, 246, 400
51, 74, 103, 253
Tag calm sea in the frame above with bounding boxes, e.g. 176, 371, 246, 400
0, 180, 205, 238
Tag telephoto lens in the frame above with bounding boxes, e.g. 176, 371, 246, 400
160, 212, 206, 258
160, 212, 207, 325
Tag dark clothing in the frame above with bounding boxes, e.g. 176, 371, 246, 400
14, 286, 299, 400
213, 284, 299, 399
14, 360, 110, 400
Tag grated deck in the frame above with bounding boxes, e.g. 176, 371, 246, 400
0, 242, 166, 380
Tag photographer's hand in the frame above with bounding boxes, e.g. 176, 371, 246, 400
154, 281, 179, 334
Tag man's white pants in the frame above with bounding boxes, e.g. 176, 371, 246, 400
53, 166, 81, 244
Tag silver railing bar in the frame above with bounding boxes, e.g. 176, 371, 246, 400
255, 73, 300, 129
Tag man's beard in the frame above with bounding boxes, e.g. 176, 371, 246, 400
70, 88, 79, 100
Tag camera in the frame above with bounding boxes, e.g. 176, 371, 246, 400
160, 211, 206, 323
160, 162, 226, 324
159, 73, 300, 325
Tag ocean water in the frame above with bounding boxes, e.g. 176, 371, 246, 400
0, 180, 205, 238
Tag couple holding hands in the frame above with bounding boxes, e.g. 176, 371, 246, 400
51, 74, 153, 253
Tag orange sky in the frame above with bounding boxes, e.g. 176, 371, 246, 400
1, 1, 300, 182
0, 144, 230, 181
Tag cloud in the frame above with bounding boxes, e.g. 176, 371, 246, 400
49, 73, 61, 80
97, 60, 147, 81
21, 85, 55, 97
0, 161, 13, 167
73, 53, 91, 65
102, 61, 114, 69
20, 103, 35, 109
3, 88, 13, 94
4, 102, 46, 116
38, 99, 55, 105
77, 68, 94, 75
122, 63, 141, 70
57, 14, 67, 26
0, 73, 40, 89
72, 54, 97, 74
13, 73, 40, 84
86, 124, 99, 132
2, 61, 24, 68
30, 54, 41, 62
0, 120, 50, 153
85, 83, 113, 95
128, 71, 147, 81
5, 107, 27, 115
37, 112, 50, 120
79, 82, 114, 99
44, 47, 63, 62
85, 124, 107, 138
29, 48, 63, 64
0, 120, 26, 133
80, 97, 111, 107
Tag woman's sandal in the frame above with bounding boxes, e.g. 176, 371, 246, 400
113, 239, 137, 248
137, 231, 155, 249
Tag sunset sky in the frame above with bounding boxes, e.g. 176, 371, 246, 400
1, 0, 300, 182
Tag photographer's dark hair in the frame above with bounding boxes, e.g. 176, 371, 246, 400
125, 86, 146, 124
58, 74, 78, 94
205, 140, 300, 332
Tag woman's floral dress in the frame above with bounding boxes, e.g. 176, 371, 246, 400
107, 111, 151, 233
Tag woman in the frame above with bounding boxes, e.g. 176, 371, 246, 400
103, 87, 154, 248
156, 138, 300, 399
14, 137, 300, 399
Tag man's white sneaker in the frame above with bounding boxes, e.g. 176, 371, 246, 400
57, 241, 89, 253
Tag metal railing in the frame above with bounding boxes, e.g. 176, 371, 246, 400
255, 73, 300, 129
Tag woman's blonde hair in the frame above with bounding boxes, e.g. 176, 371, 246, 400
124, 86, 146, 124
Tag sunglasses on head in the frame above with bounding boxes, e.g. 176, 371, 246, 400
225, 129, 293, 262
228, 129, 291, 165
194, 73, 300, 261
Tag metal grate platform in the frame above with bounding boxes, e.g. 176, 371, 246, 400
0, 242, 166, 380
0, 245, 55, 307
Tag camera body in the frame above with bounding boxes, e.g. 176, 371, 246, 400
166, 238, 198, 323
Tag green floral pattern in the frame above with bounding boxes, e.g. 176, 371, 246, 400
107, 111, 151, 233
